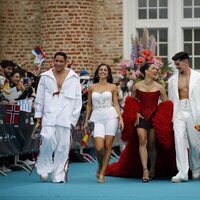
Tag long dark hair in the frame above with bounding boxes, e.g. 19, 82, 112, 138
93, 63, 113, 83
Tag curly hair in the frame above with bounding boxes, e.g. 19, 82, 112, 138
93, 63, 113, 83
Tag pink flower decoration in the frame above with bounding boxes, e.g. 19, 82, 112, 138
160, 72, 168, 79
119, 68, 127, 75
135, 69, 142, 77
120, 60, 133, 68
153, 58, 164, 68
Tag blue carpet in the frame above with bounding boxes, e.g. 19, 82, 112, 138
0, 161, 200, 200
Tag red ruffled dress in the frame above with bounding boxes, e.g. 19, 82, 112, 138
105, 92, 177, 178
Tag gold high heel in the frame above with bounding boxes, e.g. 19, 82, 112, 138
98, 174, 105, 183
96, 168, 101, 179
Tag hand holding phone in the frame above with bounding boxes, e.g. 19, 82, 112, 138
23, 78, 29, 85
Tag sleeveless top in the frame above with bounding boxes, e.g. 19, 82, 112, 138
90, 91, 118, 122
136, 89, 160, 120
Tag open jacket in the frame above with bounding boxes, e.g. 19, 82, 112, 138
34, 68, 82, 128
168, 69, 200, 123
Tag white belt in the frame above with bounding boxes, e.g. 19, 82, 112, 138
179, 99, 191, 111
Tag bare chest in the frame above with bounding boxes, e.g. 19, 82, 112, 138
53, 72, 69, 91
178, 75, 190, 90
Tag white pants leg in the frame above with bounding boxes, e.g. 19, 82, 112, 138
36, 126, 57, 175
174, 99, 200, 178
173, 111, 189, 178
36, 125, 71, 182
51, 126, 71, 183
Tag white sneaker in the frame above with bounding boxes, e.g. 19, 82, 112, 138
192, 173, 200, 180
40, 174, 48, 182
171, 173, 188, 183
52, 181, 64, 183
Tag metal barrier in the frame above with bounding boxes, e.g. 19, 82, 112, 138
0, 104, 39, 175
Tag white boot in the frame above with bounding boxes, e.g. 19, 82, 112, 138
40, 174, 48, 182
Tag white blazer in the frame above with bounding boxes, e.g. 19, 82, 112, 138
34, 68, 82, 128
168, 69, 200, 123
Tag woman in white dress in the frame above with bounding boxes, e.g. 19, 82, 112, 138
84, 64, 124, 183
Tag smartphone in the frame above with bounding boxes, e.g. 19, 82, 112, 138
23, 78, 29, 85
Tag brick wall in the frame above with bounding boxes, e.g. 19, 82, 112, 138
0, 0, 41, 69
0, 0, 123, 75
40, 0, 95, 72
94, 0, 123, 74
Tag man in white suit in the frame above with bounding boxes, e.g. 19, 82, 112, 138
168, 51, 200, 183
34, 52, 82, 183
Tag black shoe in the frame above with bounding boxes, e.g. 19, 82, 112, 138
142, 178, 149, 183
142, 168, 149, 182
149, 175, 154, 180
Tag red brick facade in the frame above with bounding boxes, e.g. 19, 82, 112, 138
0, 0, 123, 74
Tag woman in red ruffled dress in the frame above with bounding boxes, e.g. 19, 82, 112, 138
105, 63, 177, 182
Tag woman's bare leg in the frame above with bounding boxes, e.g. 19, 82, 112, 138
98, 135, 115, 183
148, 128, 157, 178
94, 137, 104, 178
137, 128, 149, 181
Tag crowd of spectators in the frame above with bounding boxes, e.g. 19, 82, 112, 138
0, 60, 37, 103
0, 60, 39, 172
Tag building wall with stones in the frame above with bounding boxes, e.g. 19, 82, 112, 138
0, 0, 123, 74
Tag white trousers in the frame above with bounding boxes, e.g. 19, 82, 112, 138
173, 99, 200, 177
36, 125, 71, 182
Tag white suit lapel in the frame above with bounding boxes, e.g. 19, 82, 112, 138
172, 73, 179, 99
189, 69, 196, 98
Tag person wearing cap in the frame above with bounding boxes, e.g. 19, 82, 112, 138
168, 51, 200, 183
80, 69, 89, 77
